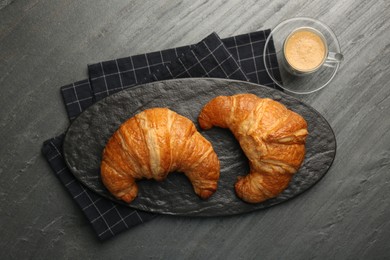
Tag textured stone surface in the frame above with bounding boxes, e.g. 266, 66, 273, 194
1, 0, 390, 259
64, 78, 336, 216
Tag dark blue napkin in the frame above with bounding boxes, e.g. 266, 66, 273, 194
42, 30, 281, 240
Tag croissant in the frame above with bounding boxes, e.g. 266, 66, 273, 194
101, 108, 220, 203
198, 94, 308, 203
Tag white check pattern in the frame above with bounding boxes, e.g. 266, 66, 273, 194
61, 79, 94, 120
42, 135, 155, 240
62, 30, 281, 121
88, 32, 249, 101
143, 33, 248, 83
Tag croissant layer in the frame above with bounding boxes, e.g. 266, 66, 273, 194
198, 94, 308, 203
101, 108, 220, 203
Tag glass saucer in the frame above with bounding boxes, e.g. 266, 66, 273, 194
264, 17, 342, 94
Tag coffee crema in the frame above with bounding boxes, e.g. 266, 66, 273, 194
284, 29, 327, 72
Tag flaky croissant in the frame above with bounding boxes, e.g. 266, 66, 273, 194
198, 94, 308, 203
101, 108, 220, 203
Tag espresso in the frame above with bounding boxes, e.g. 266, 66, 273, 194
284, 29, 327, 72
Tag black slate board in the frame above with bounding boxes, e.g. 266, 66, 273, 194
63, 78, 336, 216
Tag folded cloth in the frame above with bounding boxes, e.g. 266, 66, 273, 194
42, 30, 281, 240
88, 32, 249, 101
42, 135, 156, 240
143, 33, 248, 83
62, 30, 281, 121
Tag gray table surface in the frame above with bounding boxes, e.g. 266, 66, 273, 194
1, 0, 389, 259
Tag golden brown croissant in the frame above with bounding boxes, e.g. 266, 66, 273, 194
101, 108, 220, 203
198, 94, 308, 203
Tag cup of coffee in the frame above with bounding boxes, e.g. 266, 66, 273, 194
263, 17, 344, 94
282, 27, 343, 75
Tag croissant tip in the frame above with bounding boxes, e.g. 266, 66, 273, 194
110, 182, 139, 203
120, 191, 138, 204
198, 188, 216, 200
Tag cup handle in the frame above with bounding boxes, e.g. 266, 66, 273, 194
323, 52, 344, 67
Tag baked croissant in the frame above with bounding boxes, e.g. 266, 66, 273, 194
198, 94, 308, 203
101, 108, 220, 203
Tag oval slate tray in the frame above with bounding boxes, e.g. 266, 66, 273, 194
63, 78, 336, 216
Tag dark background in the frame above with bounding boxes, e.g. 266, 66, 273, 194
1, 0, 389, 259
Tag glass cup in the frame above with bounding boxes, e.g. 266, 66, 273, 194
263, 17, 344, 94
282, 27, 343, 76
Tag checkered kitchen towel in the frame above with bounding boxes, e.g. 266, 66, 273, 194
89, 33, 247, 100
42, 30, 281, 240
62, 30, 281, 120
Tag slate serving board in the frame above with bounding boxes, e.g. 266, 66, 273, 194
63, 78, 336, 216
